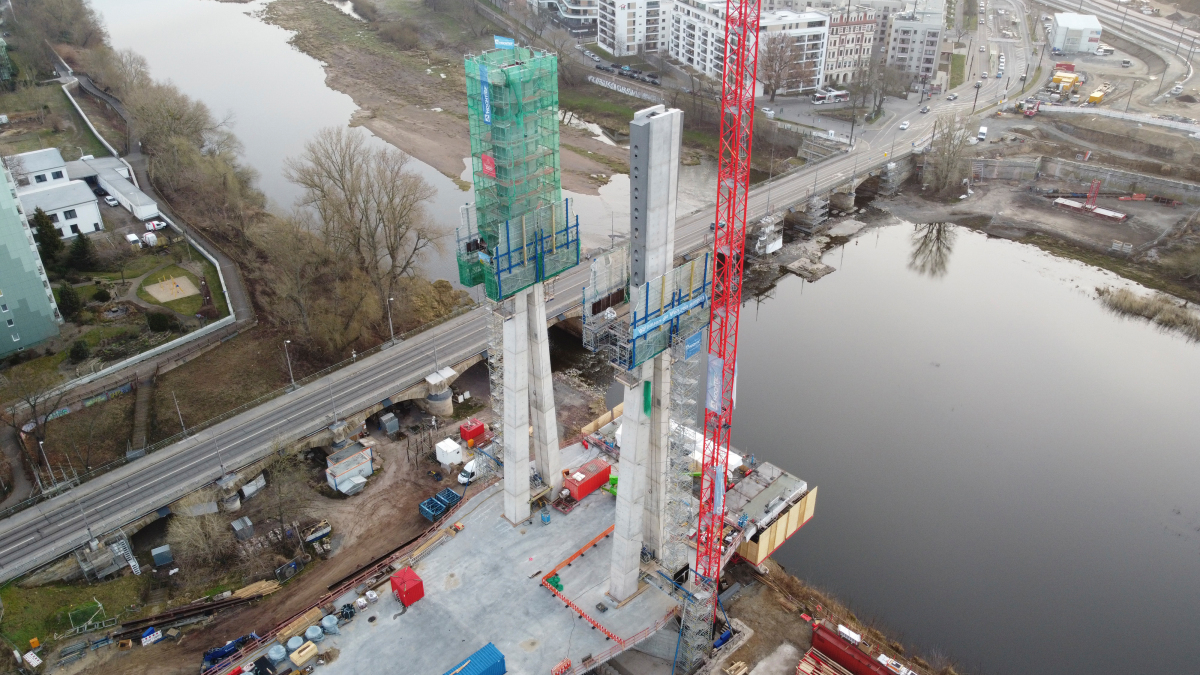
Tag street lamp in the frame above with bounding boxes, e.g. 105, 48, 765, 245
284, 339, 295, 390
387, 297, 396, 347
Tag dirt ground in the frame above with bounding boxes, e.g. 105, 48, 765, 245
262, 0, 628, 195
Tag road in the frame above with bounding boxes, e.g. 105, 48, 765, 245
0, 3, 1043, 583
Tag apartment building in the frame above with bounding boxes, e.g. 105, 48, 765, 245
805, 0, 905, 59
598, 0, 665, 55
542, 0, 598, 33
823, 6, 876, 86
668, 0, 827, 90
882, 0, 945, 79
10, 148, 102, 239
0, 166, 61, 357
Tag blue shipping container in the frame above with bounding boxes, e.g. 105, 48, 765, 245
420, 497, 447, 521
443, 643, 506, 675
435, 487, 462, 508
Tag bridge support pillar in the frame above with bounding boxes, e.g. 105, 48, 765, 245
829, 190, 855, 211
643, 352, 671, 560
528, 281, 561, 494
503, 289, 531, 524
610, 361, 652, 602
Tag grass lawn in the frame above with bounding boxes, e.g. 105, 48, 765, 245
90, 251, 171, 282
137, 264, 205, 317
951, 54, 967, 89
41, 391, 135, 470
0, 575, 146, 649
52, 283, 101, 304
0, 86, 111, 159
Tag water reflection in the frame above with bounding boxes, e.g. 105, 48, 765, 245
907, 222, 956, 277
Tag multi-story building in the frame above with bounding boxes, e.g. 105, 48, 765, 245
598, 0, 665, 56
668, 0, 827, 90
806, 0, 905, 59
823, 6, 876, 86
883, 0, 944, 80
0, 166, 61, 357
1049, 13, 1102, 53
541, 0, 598, 34
10, 148, 102, 239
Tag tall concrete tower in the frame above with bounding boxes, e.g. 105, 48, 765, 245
609, 105, 683, 602
460, 46, 581, 525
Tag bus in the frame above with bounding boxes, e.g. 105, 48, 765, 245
811, 90, 849, 104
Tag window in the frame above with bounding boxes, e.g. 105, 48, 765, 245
48, 213, 59, 223
34, 174, 47, 183
10, 334, 18, 342
51, 171, 63, 179
70, 224, 80, 234
64, 209, 77, 220
0, 304, 6, 312
5, 319, 11, 327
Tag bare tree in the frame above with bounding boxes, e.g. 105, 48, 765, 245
167, 489, 236, 569
457, 0, 491, 39
286, 126, 443, 321
2, 371, 66, 445
758, 32, 801, 102
925, 113, 971, 193
549, 31, 585, 87
263, 448, 314, 551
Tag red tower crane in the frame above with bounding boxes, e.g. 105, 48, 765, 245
697, 0, 762, 616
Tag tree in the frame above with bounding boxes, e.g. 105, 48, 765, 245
68, 233, 95, 270
285, 127, 442, 322
1, 371, 67, 486
57, 284, 82, 319
263, 448, 314, 551
549, 32, 585, 88
167, 489, 237, 569
758, 33, 801, 102
31, 208, 63, 259
926, 113, 971, 194
68, 340, 90, 363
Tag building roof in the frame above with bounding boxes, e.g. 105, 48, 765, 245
19, 180, 95, 214
13, 148, 65, 175
67, 157, 157, 213
761, 9, 830, 26
1053, 12, 1103, 30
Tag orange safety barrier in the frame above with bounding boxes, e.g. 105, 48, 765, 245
552, 658, 573, 675
541, 525, 621, 643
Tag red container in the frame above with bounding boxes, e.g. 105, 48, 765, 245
459, 418, 486, 444
810, 622, 890, 675
564, 458, 611, 501
1055, 62, 1075, 72
390, 568, 424, 607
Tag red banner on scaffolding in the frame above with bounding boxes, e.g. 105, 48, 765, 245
481, 153, 496, 178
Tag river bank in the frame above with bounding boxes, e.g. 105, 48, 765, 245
260, 0, 630, 194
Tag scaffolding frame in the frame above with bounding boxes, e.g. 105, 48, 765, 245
458, 198, 581, 301
581, 245, 631, 352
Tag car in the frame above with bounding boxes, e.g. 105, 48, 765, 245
103, 195, 119, 207
899, 121, 910, 130
920, 106, 930, 113
145, 220, 168, 231
124, 233, 140, 246
980, 45, 986, 52
946, 93, 959, 100
591, 55, 601, 62
92, 187, 108, 197
975, 80, 983, 88
981, 72, 988, 78
575, 44, 585, 51
997, 71, 1004, 78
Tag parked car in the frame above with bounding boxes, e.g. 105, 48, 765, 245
145, 220, 168, 231
103, 195, 119, 207
899, 121, 910, 130
591, 55, 601, 62
124, 233, 140, 246
92, 187, 108, 197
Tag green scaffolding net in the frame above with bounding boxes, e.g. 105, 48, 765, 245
460, 46, 578, 300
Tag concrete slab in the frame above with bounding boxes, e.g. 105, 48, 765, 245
316, 484, 677, 675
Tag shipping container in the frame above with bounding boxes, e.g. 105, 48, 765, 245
420, 497, 447, 521
435, 487, 462, 509
564, 458, 612, 501
810, 622, 891, 675
443, 643, 506, 675
391, 568, 425, 607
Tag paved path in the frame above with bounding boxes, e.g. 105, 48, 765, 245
0, 426, 34, 510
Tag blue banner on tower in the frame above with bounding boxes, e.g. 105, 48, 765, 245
478, 63, 492, 125
494, 35, 515, 49
685, 331, 703, 359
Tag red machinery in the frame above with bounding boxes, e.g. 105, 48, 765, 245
809, 622, 892, 675
563, 458, 611, 501
1085, 179, 1101, 210
459, 418, 486, 445
390, 567, 424, 607
697, 0, 761, 617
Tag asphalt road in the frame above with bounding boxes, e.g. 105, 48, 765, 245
0, 4, 1049, 583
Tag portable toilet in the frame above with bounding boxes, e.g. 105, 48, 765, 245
390, 567, 424, 607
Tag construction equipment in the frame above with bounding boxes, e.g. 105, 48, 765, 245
1024, 100, 1041, 116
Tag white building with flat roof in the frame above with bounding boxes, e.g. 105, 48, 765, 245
1050, 13, 1103, 53
883, 0, 945, 79
8, 148, 103, 239
668, 0, 827, 89
598, 0, 665, 55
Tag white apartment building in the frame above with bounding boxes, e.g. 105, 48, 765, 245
823, 7, 876, 86
9, 148, 103, 239
668, 0, 827, 90
541, 0, 598, 34
883, 0, 945, 79
598, 0, 665, 55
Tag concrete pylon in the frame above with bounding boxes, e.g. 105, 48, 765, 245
527, 281, 561, 493
502, 290, 531, 524
643, 352, 671, 558
610, 362, 653, 601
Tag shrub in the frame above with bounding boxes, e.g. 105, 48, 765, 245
351, 0, 380, 21
69, 340, 90, 362
378, 20, 420, 50
146, 311, 173, 332
57, 284, 82, 319
93, 287, 111, 303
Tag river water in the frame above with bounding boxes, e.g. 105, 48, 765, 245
91, 1, 1200, 673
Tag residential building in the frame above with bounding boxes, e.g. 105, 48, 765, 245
0, 166, 61, 357
883, 0, 945, 80
598, 0, 665, 56
1050, 13, 1102, 53
540, 0, 598, 34
807, 0, 905, 59
823, 6, 877, 86
668, 0, 827, 90
9, 148, 103, 239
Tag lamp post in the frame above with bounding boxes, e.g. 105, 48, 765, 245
284, 340, 296, 390
387, 297, 396, 347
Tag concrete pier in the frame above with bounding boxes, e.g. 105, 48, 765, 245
610, 362, 652, 601
502, 290, 531, 524
528, 281, 561, 493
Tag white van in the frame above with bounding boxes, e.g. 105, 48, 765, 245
977, 126, 988, 141
458, 459, 479, 485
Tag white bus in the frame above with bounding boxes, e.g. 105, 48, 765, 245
811, 90, 849, 104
